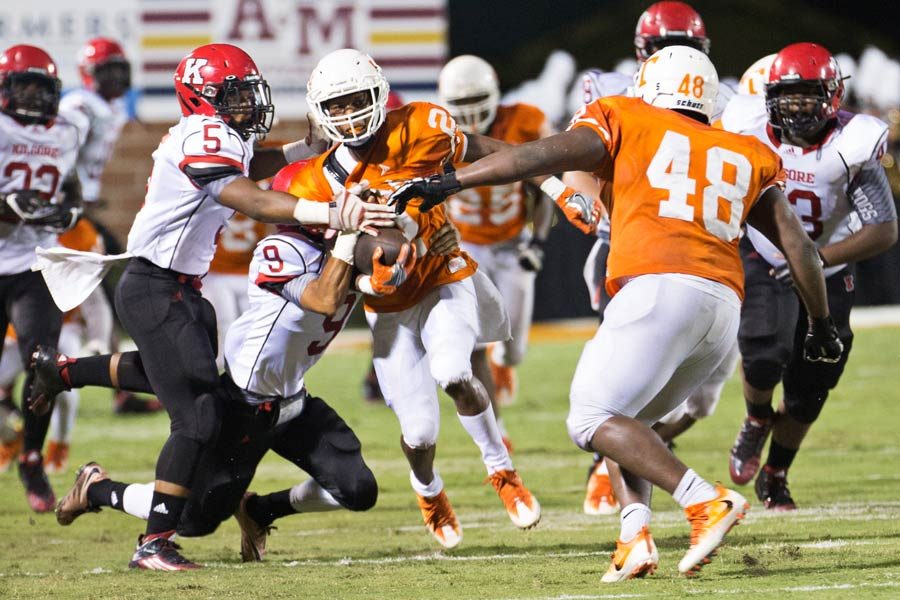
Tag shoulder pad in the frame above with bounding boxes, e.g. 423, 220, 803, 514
834, 112, 889, 166
253, 234, 322, 284
55, 106, 91, 147
719, 94, 768, 134
181, 116, 249, 172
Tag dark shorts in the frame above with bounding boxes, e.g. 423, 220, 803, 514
738, 238, 855, 395
177, 379, 375, 537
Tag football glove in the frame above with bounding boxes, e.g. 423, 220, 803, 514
4, 189, 55, 223
518, 239, 546, 272
803, 316, 843, 364
390, 172, 462, 214
539, 177, 601, 235
328, 185, 394, 235
769, 264, 794, 287
360, 243, 417, 296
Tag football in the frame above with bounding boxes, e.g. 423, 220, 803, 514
354, 227, 407, 275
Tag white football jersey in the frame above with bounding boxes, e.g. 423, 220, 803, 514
224, 231, 359, 400
127, 114, 253, 275
59, 88, 128, 202
723, 95, 892, 276
0, 109, 88, 275
573, 68, 737, 240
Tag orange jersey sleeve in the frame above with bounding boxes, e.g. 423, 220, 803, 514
344, 103, 476, 313
448, 103, 547, 245
209, 214, 270, 275
58, 219, 103, 253
569, 96, 784, 300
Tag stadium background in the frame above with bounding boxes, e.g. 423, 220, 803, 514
1, 0, 897, 318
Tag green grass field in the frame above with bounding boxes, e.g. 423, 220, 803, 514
1, 325, 899, 599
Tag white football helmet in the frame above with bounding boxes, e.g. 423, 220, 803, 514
306, 48, 390, 145
739, 54, 776, 96
438, 55, 500, 134
634, 45, 718, 121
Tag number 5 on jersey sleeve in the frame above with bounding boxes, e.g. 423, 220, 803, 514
647, 130, 750, 242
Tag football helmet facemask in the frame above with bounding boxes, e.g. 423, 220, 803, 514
634, 1, 710, 62
306, 49, 390, 146
438, 55, 500, 135
174, 44, 274, 141
0, 45, 61, 125
634, 45, 718, 122
79, 38, 131, 100
766, 43, 844, 143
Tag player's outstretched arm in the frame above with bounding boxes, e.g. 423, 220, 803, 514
298, 233, 357, 317
463, 133, 512, 162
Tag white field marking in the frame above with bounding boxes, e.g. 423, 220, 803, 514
502, 581, 900, 600
275, 549, 611, 568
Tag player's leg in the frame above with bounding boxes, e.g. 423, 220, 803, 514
9, 271, 63, 512
730, 240, 798, 484
114, 260, 221, 569
46, 322, 84, 474
367, 305, 460, 547
567, 275, 746, 579
757, 269, 855, 511
0, 326, 24, 472
201, 273, 239, 371
423, 272, 540, 530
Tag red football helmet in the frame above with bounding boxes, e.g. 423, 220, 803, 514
634, 1, 710, 61
385, 90, 404, 110
766, 43, 844, 141
174, 43, 274, 140
78, 37, 131, 99
0, 45, 61, 125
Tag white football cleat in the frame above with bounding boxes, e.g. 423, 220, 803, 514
488, 469, 541, 529
417, 490, 462, 549
678, 486, 749, 576
601, 527, 659, 583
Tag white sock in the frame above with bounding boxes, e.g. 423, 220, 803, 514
288, 479, 341, 513
597, 457, 609, 476
457, 408, 514, 474
495, 416, 508, 438
50, 390, 79, 443
673, 469, 718, 508
619, 503, 652, 542
122, 482, 155, 520
409, 470, 444, 498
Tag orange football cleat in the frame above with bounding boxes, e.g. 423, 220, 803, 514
678, 485, 749, 575
44, 440, 70, 474
601, 526, 659, 583
489, 361, 518, 407
0, 432, 23, 473
584, 459, 619, 516
416, 490, 462, 549
488, 469, 541, 529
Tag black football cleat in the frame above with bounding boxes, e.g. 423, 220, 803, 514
129, 533, 201, 570
18, 450, 56, 513
729, 416, 772, 485
755, 466, 797, 512
30, 346, 72, 410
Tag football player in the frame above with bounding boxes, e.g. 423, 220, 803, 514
28, 43, 393, 570
390, 46, 840, 579
291, 48, 592, 549
569, 0, 737, 518
0, 44, 87, 512
722, 43, 897, 510
52, 162, 411, 563
439, 55, 554, 423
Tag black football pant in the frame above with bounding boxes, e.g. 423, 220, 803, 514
114, 258, 220, 488
0, 270, 62, 453
178, 387, 378, 537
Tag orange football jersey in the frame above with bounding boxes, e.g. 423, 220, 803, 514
210, 214, 269, 275
280, 102, 476, 313
448, 103, 546, 244
58, 218, 103, 253
569, 96, 785, 300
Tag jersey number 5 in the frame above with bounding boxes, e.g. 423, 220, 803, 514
647, 130, 751, 242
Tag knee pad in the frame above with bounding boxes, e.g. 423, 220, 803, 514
429, 353, 472, 389
783, 391, 828, 424
175, 392, 224, 445
400, 417, 439, 449
685, 384, 721, 420
565, 395, 613, 452
342, 469, 378, 512
742, 358, 784, 391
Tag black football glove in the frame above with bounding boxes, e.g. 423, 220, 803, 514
769, 264, 793, 287
4, 189, 56, 223
803, 316, 843, 363
518, 239, 546, 272
389, 171, 461, 214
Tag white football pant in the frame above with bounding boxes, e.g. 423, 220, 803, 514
657, 339, 739, 424
202, 272, 250, 370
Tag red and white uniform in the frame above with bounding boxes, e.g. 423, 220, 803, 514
447, 103, 546, 367
58, 88, 128, 202
224, 231, 358, 400
0, 108, 87, 275
126, 114, 252, 275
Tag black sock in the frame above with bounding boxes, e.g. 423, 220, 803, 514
246, 490, 295, 527
766, 439, 798, 471
87, 479, 129, 511
746, 400, 774, 421
115, 352, 154, 393
145, 491, 188, 535
66, 355, 113, 388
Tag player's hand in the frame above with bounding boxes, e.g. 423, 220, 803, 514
769, 264, 794, 287
304, 113, 331, 155
5, 190, 54, 223
803, 316, 843, 363
370, 243, 417, 295
329, 187, 393, 235
428, 221, 461, 256
518, 239, 545, 271
40, 200, 82, 233
539, 177, 600, 235
389, 172, 461, 214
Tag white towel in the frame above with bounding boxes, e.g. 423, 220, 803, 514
32, 247, 132, 312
